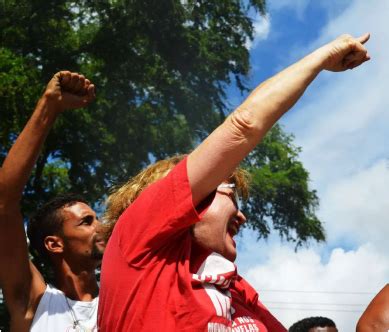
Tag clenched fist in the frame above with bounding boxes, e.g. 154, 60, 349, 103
44, 71, 96, 112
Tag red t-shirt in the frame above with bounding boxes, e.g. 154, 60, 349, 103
98, 158, 286, 332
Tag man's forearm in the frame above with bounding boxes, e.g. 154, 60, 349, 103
0, 95, 61, 206
0, 70, 96, 208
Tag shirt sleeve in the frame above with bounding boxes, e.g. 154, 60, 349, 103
113, 157, 204, 266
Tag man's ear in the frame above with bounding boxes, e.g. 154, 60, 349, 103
44, 235, 64, 254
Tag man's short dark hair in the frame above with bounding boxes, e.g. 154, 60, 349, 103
289, 316, 336, 332
27, 193, 88, 261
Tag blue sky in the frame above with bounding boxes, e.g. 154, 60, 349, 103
230, 1, 389, 330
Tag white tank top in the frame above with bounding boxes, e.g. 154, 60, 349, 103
30, 284, 98, 332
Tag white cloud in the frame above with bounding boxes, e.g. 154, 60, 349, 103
246, 14, 271, 50
283, 0, 389, 249
244, 244, 389, 330
268, 0, 310, 20
321, 160, 389, 252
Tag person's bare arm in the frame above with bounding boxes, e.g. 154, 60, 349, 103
188, 33, 370, 205
0, 71, 95, 329
356, 284, 389, 332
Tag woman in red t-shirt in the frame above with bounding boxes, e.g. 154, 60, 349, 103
98, 33, 371, 332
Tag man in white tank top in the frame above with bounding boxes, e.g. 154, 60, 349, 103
0, 71, 105, 331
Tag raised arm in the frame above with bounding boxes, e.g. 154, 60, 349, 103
0, 71, 95, 329
356, 284, 389, 332
188, 33, 370, 205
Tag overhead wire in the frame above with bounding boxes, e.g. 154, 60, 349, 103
260, 289, 375, 295
258, 289, 373, 314
268, 307, 363, 313
265, 301, 366, 307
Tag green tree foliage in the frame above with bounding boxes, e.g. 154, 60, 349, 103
0, 0, 267, 209
0, 0, 324, 328
242, 124, 324, 246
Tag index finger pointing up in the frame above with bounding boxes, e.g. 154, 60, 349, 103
357, 32, 370, 45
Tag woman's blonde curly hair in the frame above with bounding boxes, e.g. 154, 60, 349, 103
103, 154, 250, 239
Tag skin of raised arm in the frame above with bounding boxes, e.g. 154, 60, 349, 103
356, 284, 389, 332
0, 71, 95, 329
188, 33, 370, 205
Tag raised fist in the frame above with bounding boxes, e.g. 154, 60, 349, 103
44, 71, 96, 112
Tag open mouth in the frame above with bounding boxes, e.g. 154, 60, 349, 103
94, 235, 106, 245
